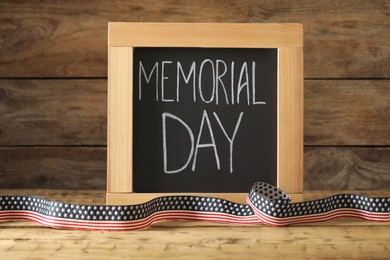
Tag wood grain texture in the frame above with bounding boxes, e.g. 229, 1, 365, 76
109, 22, 303, 48
247, 0, 390, 78
0, 79, 106, 145
107, 192, 250, 205
278, 48, 304, 193
304, 80, 390, 146
0, 147, 106, 190
1, 0, 389, 78
0, 189, 389, 259
1, 79, 388, 146
1, 1, 389, 193
106, 192, 303, 205
0, 226, 388, 259
107, 47, 133, 193
0, 147, 388, 190
305, 147, 390, 190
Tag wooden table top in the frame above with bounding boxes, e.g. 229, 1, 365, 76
0, 189, 389, 259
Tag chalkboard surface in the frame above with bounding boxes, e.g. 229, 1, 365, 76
133, 47, 277, 193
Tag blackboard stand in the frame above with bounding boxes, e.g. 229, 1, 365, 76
107, 23, 303, 204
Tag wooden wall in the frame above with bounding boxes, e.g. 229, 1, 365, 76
0, 0, 389, 190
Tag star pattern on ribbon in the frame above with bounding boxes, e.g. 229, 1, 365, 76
0, 182, 389, 230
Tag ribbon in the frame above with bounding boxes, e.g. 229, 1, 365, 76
0, 182, 388, 230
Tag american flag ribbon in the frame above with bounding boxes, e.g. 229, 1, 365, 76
0, 182, 388, 230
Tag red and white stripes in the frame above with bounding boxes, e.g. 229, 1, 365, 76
0, 182, 388, 231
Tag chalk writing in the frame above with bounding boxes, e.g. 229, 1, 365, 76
138, 60, 265, 106
139, 58, 265, 174
133, 47, 277, 193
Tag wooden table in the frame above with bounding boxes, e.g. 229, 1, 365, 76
0, 189, 389, 259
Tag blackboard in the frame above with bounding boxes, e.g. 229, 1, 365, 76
107, 23, 303, 205
133, 47, 277, 193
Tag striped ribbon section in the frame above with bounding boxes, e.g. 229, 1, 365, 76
0, 182, 388, 230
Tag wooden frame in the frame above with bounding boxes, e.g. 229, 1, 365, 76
107, 23, 303, 205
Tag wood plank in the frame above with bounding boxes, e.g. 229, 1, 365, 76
109, 22, 303, 48
107, 192, 249, 205
106, 192, 304, 205
247, 0, 390, 78
0, 147, 106, 190
0, 147, 388, 190
305, 147, 390, 190
278, 48, 304, 193
0, 0, 389, 78
304, 80, 390, 146
1, 79, 388, 146
0, 225, 389, 259
0, 1, 248, 78
107, 47, 133, 193
0, 79, 106, 145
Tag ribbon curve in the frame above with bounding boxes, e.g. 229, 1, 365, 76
0, 182, 388, 230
